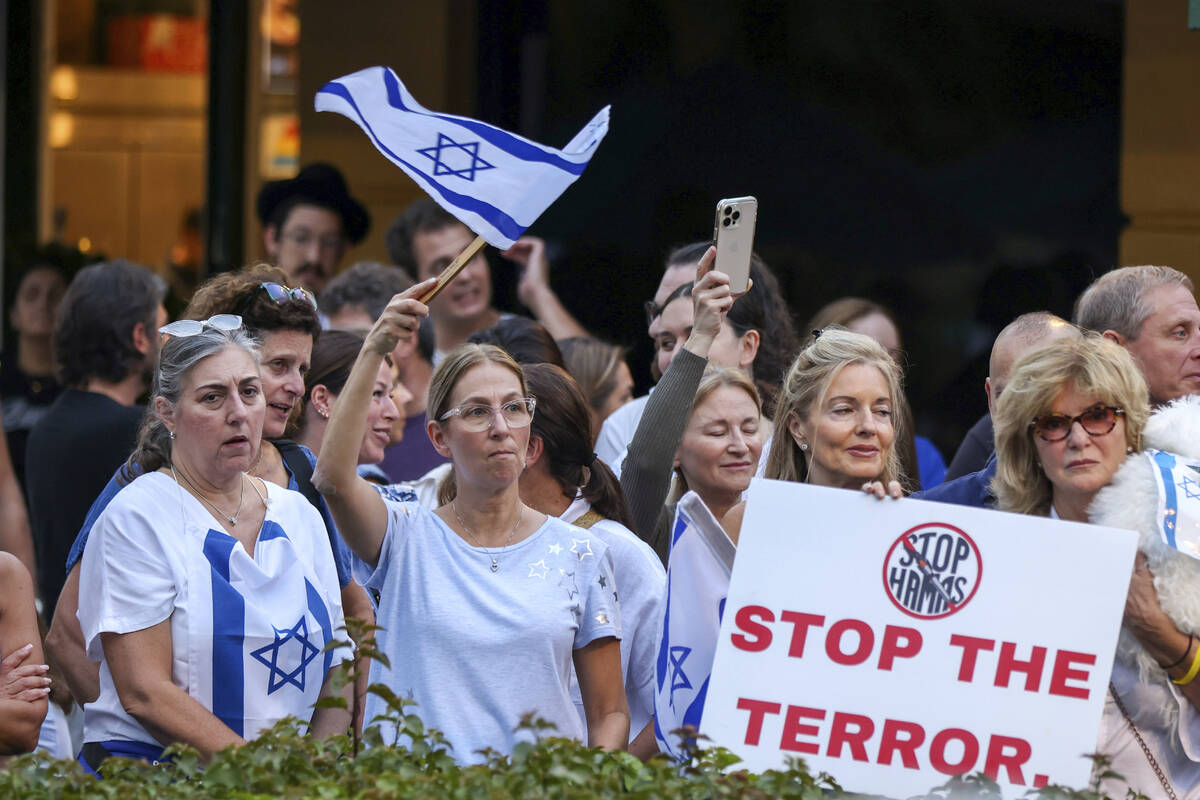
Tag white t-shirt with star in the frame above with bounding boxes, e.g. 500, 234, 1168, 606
78, 471, 348, 746
561, 497, 664, 741
354, 501, 621, 762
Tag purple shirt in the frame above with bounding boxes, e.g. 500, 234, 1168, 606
378, 412, 448, 482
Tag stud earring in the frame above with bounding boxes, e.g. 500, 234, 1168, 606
168, 430, 175, 440
799, 442, 808, 451
317, 407, 330, 419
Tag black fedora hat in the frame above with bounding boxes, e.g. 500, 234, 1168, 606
256, 162, 370, 244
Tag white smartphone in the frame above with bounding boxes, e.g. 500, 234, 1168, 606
712, 196, 757, 294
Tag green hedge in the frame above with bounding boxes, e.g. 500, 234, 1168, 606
0, 707, 1150, 800
0, 626, 1147, 799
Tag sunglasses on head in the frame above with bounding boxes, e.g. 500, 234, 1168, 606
159, 313, 243, 338
260, 282, 318, 310
1029, 404, 1124, 442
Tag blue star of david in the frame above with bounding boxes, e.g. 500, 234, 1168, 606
668, 646, 693, 710
1178, 475, 1200, 501
250, 616, 320, 694
416, 133, 494, 181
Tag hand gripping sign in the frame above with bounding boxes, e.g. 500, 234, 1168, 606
701, 479, 1137, 798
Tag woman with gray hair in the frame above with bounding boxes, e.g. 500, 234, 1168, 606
74, 317, 350, 775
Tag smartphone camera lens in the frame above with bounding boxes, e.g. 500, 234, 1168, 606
724, 207, 732, 216
722, 218, 731, 227
732, 211, 741, 221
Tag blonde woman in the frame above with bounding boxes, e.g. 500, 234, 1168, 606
765, 326, 906, 496
990, 336, 1200, 796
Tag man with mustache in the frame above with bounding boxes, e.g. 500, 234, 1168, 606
258, 163, 370, 296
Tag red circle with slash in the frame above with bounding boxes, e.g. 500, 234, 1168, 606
882, 522, 982, 620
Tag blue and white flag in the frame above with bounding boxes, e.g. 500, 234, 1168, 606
315, 66, 609, 249
1147, 448, 1200, 559
654, 491, 737, 759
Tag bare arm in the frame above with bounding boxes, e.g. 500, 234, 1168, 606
0, 408, 36, 591
0, 554, 50, 754
506, 236, 588, 340
102, 620, 245, 760
339, 581, 374, 734
574, 637, 629, 751
45, 563, 99, 703
628, 721, 658, 760
308, 663, 354, 740
315, 279, 435, 569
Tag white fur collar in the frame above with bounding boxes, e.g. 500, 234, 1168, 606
1089, 395, 1200, 740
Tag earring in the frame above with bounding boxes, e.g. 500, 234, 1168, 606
317, 407, 330, 419
168, 430, 175, 440
799, 442, 808, 451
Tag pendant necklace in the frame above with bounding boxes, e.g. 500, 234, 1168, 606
453, 502, 522, 572
172, 465, 247, 526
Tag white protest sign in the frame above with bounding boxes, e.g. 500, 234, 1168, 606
701, 479, 1137, 798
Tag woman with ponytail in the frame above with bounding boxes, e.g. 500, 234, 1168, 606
516, 363, 664, 758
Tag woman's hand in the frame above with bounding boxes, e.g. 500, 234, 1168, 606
1123, 553, 1177, 646
684, 247, 733, 358
363, 278, 437, 356
862, 480, 904, 500
0, 644, 50, 704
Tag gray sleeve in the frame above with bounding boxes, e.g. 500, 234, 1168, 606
619, 349, 708, 551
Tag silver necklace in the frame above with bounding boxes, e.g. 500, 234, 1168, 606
172, 465, 247, 526
452, 502, 522, 572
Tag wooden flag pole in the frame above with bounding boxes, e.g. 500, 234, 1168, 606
418, 234, 488, 304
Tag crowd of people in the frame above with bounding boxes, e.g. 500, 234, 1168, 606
2, 161, 1200, 796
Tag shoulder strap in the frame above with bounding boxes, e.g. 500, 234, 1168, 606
572, 509, 605, 529
269, 438, 322, 510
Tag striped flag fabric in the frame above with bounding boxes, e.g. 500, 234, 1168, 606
315, 66, 609, 249
653, 491, 737, 759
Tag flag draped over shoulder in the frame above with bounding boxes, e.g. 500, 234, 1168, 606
315, 66, 610, 249
654, 491, 737, 759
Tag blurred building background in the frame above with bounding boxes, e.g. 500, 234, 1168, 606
1, 0, 1198, 457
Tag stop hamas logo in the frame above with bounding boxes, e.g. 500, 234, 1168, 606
883, 523, 982, 620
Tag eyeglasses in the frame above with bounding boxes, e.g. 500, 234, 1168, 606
280, 229, 345, 254
439, 397, 537, 432
643, 300, 664, 329
1030, 404, 1125, 442
260, 282, 318, 310
159, 313, 243, 338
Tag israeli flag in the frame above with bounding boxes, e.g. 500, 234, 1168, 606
1147, 449, 1200, 560
315, 66, 609, 249
654, 491, 737, 759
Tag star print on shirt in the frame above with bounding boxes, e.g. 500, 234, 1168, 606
547, 542, 563, 556
558, 569, 579, 600
416, 133, 495, 181
598, 575, 607, 588
250, 616, 320, 694
570, 538, 594, 561
528, 559, 549, 579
